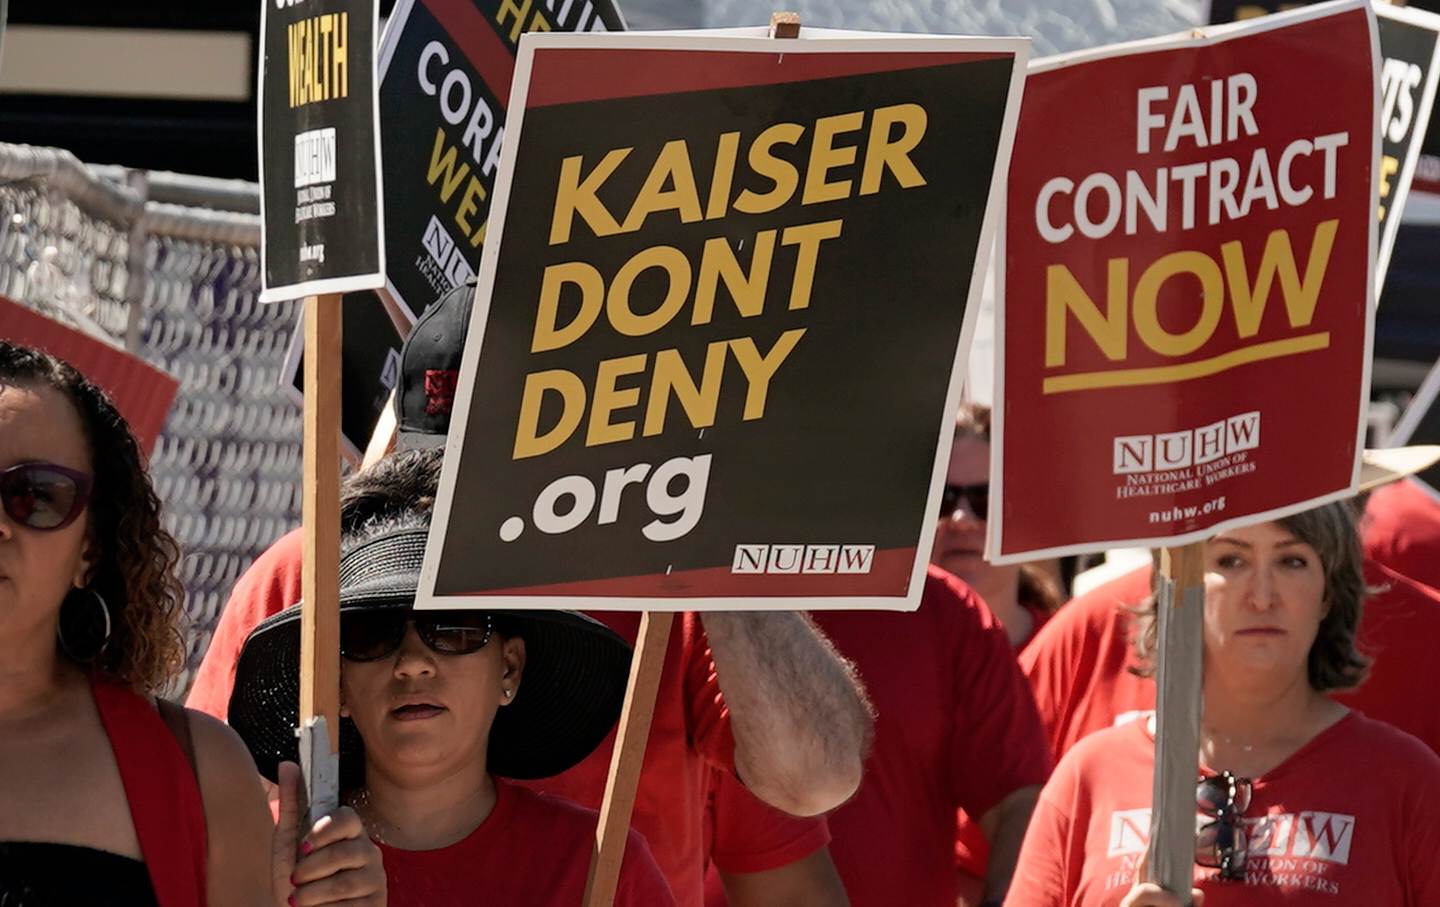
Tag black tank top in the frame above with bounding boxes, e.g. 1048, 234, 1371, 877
0, 841, 159, 907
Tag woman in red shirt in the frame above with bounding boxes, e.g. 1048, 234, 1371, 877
0, 341, 382, 907
1008, 501, 1440, 906
227, 509, 675, 906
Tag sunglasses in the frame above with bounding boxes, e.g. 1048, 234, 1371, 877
340, 610, 494, 662
938, 482, 989, 520
0, 462, 93, 531
1196, 770, 1252, 881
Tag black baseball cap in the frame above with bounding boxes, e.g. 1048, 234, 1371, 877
395, 278, 476, 449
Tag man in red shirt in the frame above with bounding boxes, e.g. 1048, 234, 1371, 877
804, 567, 1051, 907
188, 282, 872, 907
1020, 513, 1440, 762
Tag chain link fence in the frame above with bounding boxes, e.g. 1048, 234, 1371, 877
0, 143, 301, 693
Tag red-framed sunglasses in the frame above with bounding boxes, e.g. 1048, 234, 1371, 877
0, 463, 93, 531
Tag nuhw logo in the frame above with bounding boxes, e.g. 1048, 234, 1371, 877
1107, 809, 1152, 858
1251, 812, 1356, 865
731, 544, 876, 575
1114, 411, 1260, 474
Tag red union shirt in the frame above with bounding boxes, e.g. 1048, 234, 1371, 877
1006, 713, 1440, 906
810, 568, 1052, 906
701, 767, 831, 906
381, 780, 675, 907
1018, 560, 1440, 761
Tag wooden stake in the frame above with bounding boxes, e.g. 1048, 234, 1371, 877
583, 611, 675, 907
769, 10, 800, 38
300, 294, 343, 794
1146, 543, 1205, 903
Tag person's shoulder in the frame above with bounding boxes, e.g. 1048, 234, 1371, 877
1061, 713, 1150, 765
1020, 566, 1148, 663
231, 527, 305, 604
186, 707, 268, 792
921, 566, 999, 628
1336, 712, 1440, 770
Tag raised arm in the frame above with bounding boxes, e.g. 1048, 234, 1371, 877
700, 612, 873, 816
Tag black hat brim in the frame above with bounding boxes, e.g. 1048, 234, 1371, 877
227, 599, 632, 784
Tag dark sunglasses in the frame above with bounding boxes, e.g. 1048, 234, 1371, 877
938, 482, 989, 520
0, 462, 93, 531
340, 610, 494, 662
1196, 770, 1252, 881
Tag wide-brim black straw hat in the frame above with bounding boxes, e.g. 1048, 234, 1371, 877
227, 527, 633, 784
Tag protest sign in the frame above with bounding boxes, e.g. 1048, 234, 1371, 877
376, 0, 626, 319
417, 28, 1028, 611
0, 295, 179, 455
992, 0, 1379, 562
1374, 5, 1440, 290
259, 0, 385, 302
282, 291, 411, 460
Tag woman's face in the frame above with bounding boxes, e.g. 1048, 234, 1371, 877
0, 382, 93, 638
340, 617, 525, 783
1203, 521, 1327, 687
931, 434, 1018, 594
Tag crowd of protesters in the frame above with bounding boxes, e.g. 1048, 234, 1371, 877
7, 268, 1440, 906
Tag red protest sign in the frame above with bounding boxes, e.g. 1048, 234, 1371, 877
0, 296, 179, 456
992, 1, 1378, 561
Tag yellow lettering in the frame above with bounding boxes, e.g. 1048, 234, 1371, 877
550, 149, 631, 245
734, 123, 804, 215
532, 261, 604, 353
693, 231, 775, 325
1221, 220, 1337, 338
621, 140, 703, 233
586, 354, 648, 447
427, 128, 472, 202
607, 246, 691, 337
1045, 260, 1129, 368
1132, 251, 1223, 357
455, 176, 488, 235
513, 369, 585, 459
860, 103, 927, 195
730, 329, 806, 420
781, 220, 842, 311
803, 111, 864, 205
643, 343, 728, 436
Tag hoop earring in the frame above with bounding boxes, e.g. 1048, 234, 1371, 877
57, 587, 113, 662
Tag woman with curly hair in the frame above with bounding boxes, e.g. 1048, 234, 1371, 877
1007, 503, 1440, 906
0, 340, 385, 907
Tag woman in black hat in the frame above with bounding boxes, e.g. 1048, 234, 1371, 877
228, 511, 675, 906
0, 341, 383, 907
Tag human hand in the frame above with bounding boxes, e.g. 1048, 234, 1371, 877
1118, 882, 1204, 907
272, 761, 387, 906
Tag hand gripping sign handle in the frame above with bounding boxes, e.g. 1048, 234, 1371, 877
300, 294, 344, 830
1145, 544, 1205, 904
583, 611, 675, 907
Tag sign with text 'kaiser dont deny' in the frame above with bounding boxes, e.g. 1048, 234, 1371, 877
993, 0, 1378, 561
419, 29, 1028, 611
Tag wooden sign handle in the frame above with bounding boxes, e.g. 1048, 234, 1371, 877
1146, 542, 1205, 903
583, 611, 675, 907
300, 293, 343, 817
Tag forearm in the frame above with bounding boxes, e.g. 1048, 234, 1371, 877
701, 611, 873, 816
981, 786, 1041, 902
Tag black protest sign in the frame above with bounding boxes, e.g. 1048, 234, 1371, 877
259, 0, 386, 302
1375, 5, 1440, 290
418, 32, 1027, 611
376, 0, 625, 319
283, 291, 408, 458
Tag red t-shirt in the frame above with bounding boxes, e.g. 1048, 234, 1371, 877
953, 597, 1056, 880
807, 567, 1052, 907
701, 767, 832, 906
1007, 713, 1440, 906
1018, 561, 1440, 761
1363, 479, 1440, 591
187, 528, 740, 907
380, 779, 675, 906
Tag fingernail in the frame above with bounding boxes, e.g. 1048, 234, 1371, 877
300, 840, 314, 856
290, 873, 298, 886
288, 897, 296, 907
